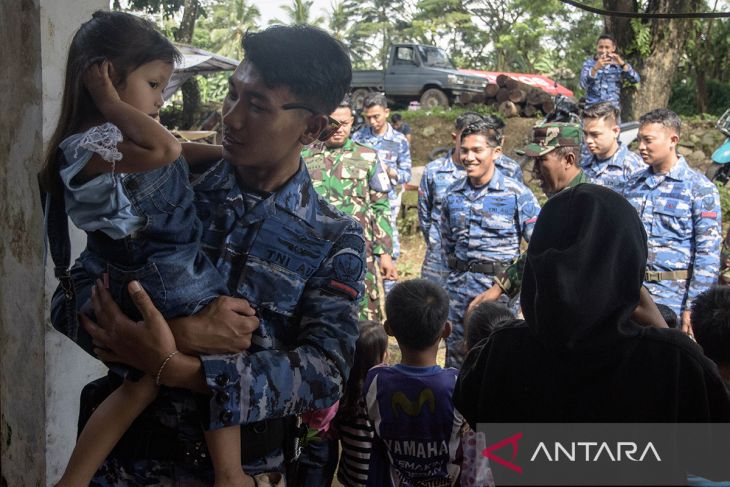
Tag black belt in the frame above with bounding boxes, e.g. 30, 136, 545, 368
79, 375, 294, 469
447, 256, 507, 275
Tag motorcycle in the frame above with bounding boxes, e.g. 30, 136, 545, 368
704, 109, 730, 185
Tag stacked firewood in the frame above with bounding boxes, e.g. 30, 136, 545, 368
459, 74, 556, 119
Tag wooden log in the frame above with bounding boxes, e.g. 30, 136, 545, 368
495, 88, 511, 103
496, 74, 512, 88
541, 99, 555, 114
522, 104, 537, 117
484, 83, 500, 97
503, 77, 519, 90
526, 89, 550, 106
508, 89, 527, 104
457, 93, 473, 106
470, 92, 485, 105
498, 100, 519, 118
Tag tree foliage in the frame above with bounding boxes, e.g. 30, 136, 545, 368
115, 0, 728, 118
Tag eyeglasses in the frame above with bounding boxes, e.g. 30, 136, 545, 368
281, 103, 341, 142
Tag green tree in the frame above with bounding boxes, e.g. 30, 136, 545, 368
603, 0, 704, 120
327, 0, 374, 68
201, 0, 260, 60
270, 0, 325, 26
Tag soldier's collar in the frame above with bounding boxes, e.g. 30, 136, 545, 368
271, 158, 318, 226
665, 156, 691, 181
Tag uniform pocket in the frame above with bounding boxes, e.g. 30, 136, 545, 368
651, 204, 690, 240
238, 217, 331, 317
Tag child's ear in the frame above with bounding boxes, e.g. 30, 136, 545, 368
442, 321, 452, 339
384, 320, 395, 337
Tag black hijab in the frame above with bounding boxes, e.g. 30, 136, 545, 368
521, 184, 647, 353
454, 184, 730, 481
455, 184, 730, 423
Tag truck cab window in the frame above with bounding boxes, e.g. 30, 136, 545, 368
395, 47, 416, 65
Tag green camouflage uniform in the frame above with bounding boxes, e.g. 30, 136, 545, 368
303, 139, 394, 320
497, 124, 588, 298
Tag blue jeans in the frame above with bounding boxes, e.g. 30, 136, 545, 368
292, 436, 338, 487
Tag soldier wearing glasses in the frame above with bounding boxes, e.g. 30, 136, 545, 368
440, 121, 540, 368
53, 25, 366, 484
302, 97, 396, 321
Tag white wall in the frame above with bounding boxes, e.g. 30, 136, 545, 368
0, 1, 105, 485
40, 1, 108, 484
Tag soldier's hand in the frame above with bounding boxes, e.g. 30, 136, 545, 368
466, 286, 504, 316
170, 296, 259, 355
681, 310, 694, 338
81, 280, 177, 376
379, 254, 398, 281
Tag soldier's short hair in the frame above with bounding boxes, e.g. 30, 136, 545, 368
583, 102, 620, 126
639, 108, 681, 137
242, 25, 352, 115
692, 286, 730, 365
465, 302, 514, 350
385, 279, 449, 351
455, 112, 484, 131
597, 33, 616, 45
460, 121, 501, 147
338, 94, 354, 112
482, 114, 507, 144
362, 92, 388, 110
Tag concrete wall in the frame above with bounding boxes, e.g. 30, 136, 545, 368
1, 1, 105, 485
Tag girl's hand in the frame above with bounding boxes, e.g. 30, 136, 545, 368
83, 59, 120, 110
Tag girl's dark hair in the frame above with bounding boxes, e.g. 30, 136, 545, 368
40, 11, 181, 195
339, 320, 388, 418
464, 301, 514, 350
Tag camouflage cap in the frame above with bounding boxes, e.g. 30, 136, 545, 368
517, 122, 583, 157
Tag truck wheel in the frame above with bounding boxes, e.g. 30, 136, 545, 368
351, 89, 370, 110
420, 88, 449, 108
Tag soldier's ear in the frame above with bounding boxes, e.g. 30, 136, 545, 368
299, 114, 329, 145
564, 151, 577, 167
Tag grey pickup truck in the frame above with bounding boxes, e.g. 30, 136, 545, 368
350, 43, 487, 109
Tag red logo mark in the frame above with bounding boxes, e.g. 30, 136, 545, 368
482, 432, 524, 474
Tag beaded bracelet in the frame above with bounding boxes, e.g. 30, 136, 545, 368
155, 350, 179, 386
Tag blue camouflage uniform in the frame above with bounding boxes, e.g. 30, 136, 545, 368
623, 156, 722, 316
352, 124, 412, 271
52, 159, 366, 484
495, 154, 524, 183
440, 168, 540, 367
580, 57, 640, 109
418, 149, 465, 285
581, 142, 645, 193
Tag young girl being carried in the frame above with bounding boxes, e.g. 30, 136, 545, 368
41, 11, 274, 487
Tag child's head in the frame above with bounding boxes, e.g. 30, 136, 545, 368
385, 279, 450, 352
341, 320, 388, 416
464, 302, 514, 351
655, 304, 679, 329
692, 287, 730, 369
41, 11, 180, 193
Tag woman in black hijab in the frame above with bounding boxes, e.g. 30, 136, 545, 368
454, 184, 730, 481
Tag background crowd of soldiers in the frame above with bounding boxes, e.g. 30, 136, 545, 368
302, 32, 729, 369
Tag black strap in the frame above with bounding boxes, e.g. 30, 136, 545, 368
39, 151, 78, 341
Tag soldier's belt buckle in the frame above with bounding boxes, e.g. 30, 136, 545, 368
645, 271, 660, 282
